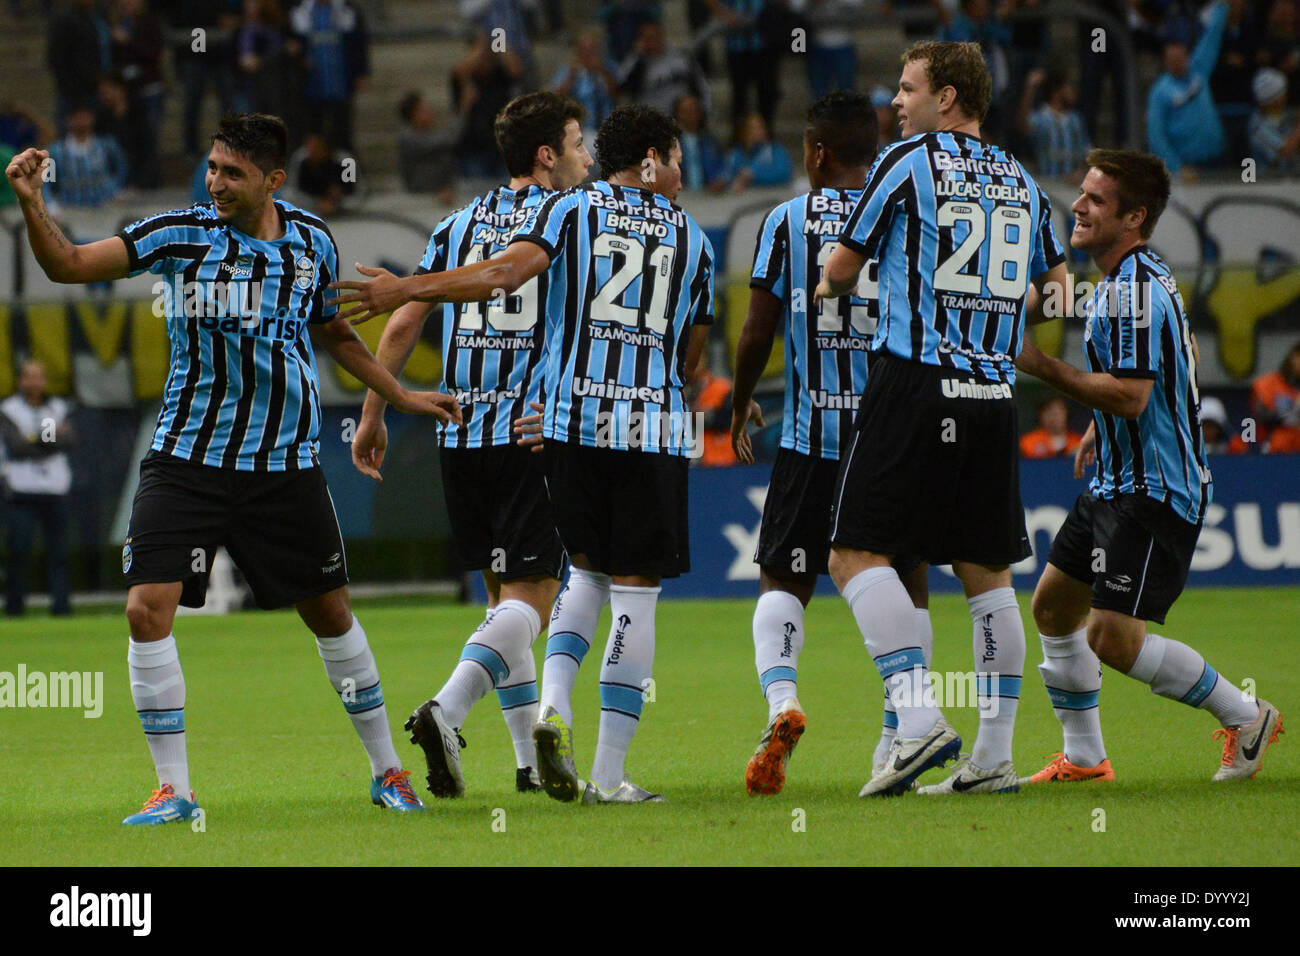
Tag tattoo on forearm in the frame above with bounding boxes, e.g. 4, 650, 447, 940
34, 199, 68, 251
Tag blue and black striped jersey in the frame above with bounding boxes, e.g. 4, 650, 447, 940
416, 184, 552, 448
751, 188, 874, 460
1083, 245, 1211, 524
840, 130, 1065, 384
510, 181, 714, 456
118, 199, 338, 471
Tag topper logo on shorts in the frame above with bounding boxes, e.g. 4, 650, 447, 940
1103, 573, 1133, 593
321, 552, 342, 574
49, 886, 151, 936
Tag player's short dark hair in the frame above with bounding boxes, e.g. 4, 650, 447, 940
902, 40, 992, 124
211, 113, 288, 174
398, 91, 423, 124
805, 90, 878, 168
1085, 148, 1170, 239
595, 104, 682, 179
495, 92, 586, 178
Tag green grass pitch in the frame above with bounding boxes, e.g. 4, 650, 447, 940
1, 588, 1296, 866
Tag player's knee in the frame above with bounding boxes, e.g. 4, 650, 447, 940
125, 595, 168, 639
1085, 619, 1133, 670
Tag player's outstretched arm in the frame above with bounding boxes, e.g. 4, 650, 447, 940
1015, 335, 1154, 419
6, 148, 130, 284
729, 288, 778, 465
351, 299, 436, 481
814, 242, 866, 306
327, 242, 550, 325
310, 317, 462, 426
1073, 420, 1097, 480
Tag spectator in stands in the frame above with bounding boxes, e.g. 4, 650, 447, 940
1260, 0, 1300, 104
397, 91, 465, 204
165, 1, 241, 156
1212, 0, 1264, 164
722, 111, 793, 191
935, 0, 1013, 137
1020, 394, 1083, 459
1078, 0, 1133, 144
617, 19, 711, 118
47, 0, 112, 134
461, 0, 535, 71
674, 94, 727, 192
1249, 67, 1300, 172
791, 0, 864, 99
1148, 0, 1230, 181
1018, 68, 1091, 179
599, 0, 664, 64
237, 0, 303, 127
287, 132, 355, 216
872, 85, 899, 149
0, 103, 53, 152
1199, 395, 1249, 454
110, 0, 166, 190
46, 104, 127, 207
1, 359, 74, 617
1249, 340, 1300, 452
452, 30, 524, 179
552, 29, 618, 140
705, 0, 785, 133
290, 0, 370, 152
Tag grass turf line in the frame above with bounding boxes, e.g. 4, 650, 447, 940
0, 588, 1295, 866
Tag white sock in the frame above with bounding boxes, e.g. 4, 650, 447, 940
315, 617, 402, 778
875, 608, 932, 767
1038, 628, 1106, 766
437, 599, 540, 730
753, 590, 804, 718
969, 587, 1024, 769
1128, 633, 1258, 727
590, 584, 658, 791
128, 635, 190, 796
540, 566, 610, 726
842, 567, 939, 739
494, 608, 542, 769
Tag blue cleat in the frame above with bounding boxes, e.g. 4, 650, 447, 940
122, 784, 199, 825
371, 768, 425, 811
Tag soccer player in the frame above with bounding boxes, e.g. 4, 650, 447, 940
330, 104, 714, 804
5, 114, 461, 823
816, 41, 1069, 797
1014, 149, 1284, 783
350, 92, 593, 797
731, 91, 933, 795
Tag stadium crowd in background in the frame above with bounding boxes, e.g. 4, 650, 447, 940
14, 0, 1300, 206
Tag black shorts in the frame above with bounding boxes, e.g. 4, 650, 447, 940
123, 451, 348, 610
542, 440, 689, 578
1047, 492, 1201, 625
829, 353, 1031, 567
439, 443, 565, 581
757, 447, 923, 579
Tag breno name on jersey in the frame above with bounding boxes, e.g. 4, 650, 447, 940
840, 130, 1065, 385
1083, 245, 1211, 524
751, 187, 875, 460
511, 181, 714, 456
118, 199, 338, 472
417, 183, 552, 449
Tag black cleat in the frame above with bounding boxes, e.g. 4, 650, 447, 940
404, 699, 467, 797
516, 766, 542, 793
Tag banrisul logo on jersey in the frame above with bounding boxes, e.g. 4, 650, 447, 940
150, 276, 305, 340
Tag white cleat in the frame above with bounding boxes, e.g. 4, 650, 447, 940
917, 758, 1019, 795
859, 716, 962, 797
580, 779, 665, 804
1212, 698, 1284, 781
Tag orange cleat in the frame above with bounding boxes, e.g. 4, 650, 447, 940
745, 704, 806, 796
1021, 752, 1115, 785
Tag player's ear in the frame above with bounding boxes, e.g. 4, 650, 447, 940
536, 144, 556, 170
1126, 206, 1147, 235
265, 168, 287, 193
